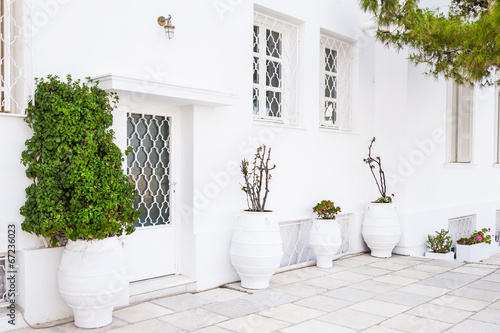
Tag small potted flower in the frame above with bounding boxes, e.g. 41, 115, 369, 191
308, 200, 342, 268
361, 137, 401, 258
456, 228, 493, 262
425, 229, 454, 260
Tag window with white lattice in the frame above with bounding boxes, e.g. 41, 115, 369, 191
447, 81, 473, 163
496, 210, 500, 244
0, 255, 6, 304
495, 88, 500, 164
1, 0, 32, 114
320, 35, 352, 131
253, 12, 298, 125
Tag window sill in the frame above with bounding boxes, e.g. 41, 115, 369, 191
252, 118, 305, 130
318, 126, 357, 135
0, 112, 25, 118
443, 163, 477, 169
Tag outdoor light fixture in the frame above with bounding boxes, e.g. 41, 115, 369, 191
158, 15, 175, 39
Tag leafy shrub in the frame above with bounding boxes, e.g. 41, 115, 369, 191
312, 200, 341, 220
426, 229, 452, 253
20, 75, 140, 246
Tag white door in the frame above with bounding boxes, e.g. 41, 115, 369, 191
124, 112, 176, 282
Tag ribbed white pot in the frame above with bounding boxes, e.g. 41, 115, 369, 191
362, 203, 401, 258
308, 219, 342, 268
230, 211, 283, 289
57, 237, 128, 328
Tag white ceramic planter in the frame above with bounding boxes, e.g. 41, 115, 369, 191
58, 237, 128, 328
308, 219, 342, 268
456, 243, 490, 262
425, 251, 455, 261
230, 211, 283, 289
362, 203, 401, 258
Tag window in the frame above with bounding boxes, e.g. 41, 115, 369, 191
320, 35, 352, 131
253, 12, 298, 125
0, 255, 6, 304
1, 0, 12, 113
1, 0, 32, 114
447, 81, 473, 163
496, 89, 500, 163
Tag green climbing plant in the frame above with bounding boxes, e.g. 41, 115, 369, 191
20, 75, 140, 246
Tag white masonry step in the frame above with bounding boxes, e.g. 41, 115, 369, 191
129, 274, 196, 304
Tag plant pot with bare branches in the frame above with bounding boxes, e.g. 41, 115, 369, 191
229, 145, 283, 289
362, 138, 401, 258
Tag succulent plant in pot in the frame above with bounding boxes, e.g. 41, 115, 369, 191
361, 137, 401, 258
309, 200, 342, 268
425, 229, 454, 260
20, 75, 140, 328
229, 145, 282, 289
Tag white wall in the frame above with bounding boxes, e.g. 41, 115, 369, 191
371, 44, 500, 255
5, 0, 500, 325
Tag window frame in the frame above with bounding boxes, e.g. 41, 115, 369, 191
446, 81, 474, 164
319, 34, 353, 131
252, 12, 299, 126
0, 0, 33, 115
1, 0, 12, 113
495, 87, 500, 164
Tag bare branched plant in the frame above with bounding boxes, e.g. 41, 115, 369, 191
363, 137, 393, 203
240, 145, 276, 212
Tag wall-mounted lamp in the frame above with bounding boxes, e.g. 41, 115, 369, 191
158, 15, 175, 39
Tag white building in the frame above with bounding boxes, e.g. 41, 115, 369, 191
1, 0, 499, 329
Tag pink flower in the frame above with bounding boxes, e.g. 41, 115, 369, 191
391, 193, 395, 197
488, 228, 491, 231
477, 236, 483, 242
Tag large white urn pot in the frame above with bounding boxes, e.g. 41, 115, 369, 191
362, 203, 401, 258
58, 236, 128, 328
308, 219, 342, 268
230, 211, 283, 289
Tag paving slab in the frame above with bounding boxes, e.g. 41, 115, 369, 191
9, 254, 500, 333
317, 308, 385, 330
217, 314, 291, 333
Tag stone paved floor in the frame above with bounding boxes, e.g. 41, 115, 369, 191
11, 253, 500, 333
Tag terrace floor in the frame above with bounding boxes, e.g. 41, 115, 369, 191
11, 252, 500, 333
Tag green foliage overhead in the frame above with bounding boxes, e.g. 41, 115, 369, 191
359, 0, 500, 86
20, 75, 140, 246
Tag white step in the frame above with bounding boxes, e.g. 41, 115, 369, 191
129, 274, 196, 304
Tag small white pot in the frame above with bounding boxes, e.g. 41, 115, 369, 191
425, 251, 455, 261
58, 237, 128, 328
308, 219, 342, 268
230, 211, 283, 289
456, 243, 490, 262
362, 203, 401, 258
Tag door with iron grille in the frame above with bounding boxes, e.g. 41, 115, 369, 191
125, 112, 176, 281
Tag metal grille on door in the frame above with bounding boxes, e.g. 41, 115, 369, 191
127, 113, 171, 227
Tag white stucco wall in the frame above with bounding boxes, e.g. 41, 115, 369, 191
371, 44, 500, 255
2, 0, 500, 327
24, 0, 376, 293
